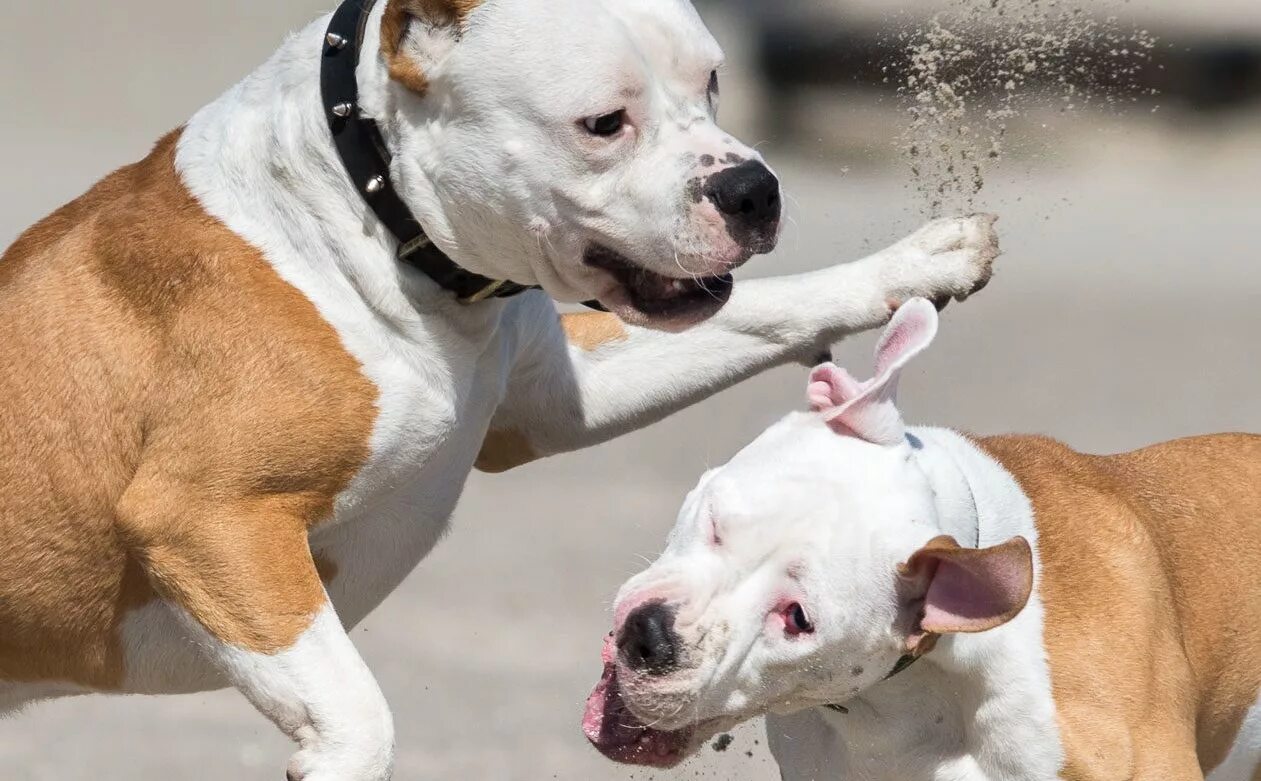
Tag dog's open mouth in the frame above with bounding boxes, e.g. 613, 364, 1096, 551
583, 633, 695, 768
585, 245, 734, 325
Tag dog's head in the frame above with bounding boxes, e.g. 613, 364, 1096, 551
583, 300, 1034, 767
372, 0, 781, 327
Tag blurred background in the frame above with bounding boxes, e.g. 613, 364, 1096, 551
1, 0, 1259, 778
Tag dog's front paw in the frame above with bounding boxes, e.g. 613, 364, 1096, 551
884, 214, 1000, 308
286, 736, 394, 781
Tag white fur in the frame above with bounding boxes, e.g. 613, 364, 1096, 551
610, 417, 1064, 779
767, 429, 1064, 781
200, 605, 394, 781
2, 1, 999, 776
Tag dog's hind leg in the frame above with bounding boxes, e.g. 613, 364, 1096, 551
115, 478, 394, 781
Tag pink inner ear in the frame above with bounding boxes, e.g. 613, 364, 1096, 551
920, 543, 1032, 634
874, 298, 938, 379
808, 299, 938, 446
807, 364, 864, 411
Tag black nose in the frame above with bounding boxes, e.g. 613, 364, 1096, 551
618, 603, 680, 675
705, 161, 782, 234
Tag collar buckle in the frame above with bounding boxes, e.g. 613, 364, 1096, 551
459, 279, 510, 304
397, 234, 432, 259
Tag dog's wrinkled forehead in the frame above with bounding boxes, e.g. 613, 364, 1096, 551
720, 416, 855, 494
696, 414, 920, 549
688, 418, 847, 543
463, 0, 721, 107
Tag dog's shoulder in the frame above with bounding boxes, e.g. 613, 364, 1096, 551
0, 129, 381, 689
976, 432, 1261, 776
0, 128, 379, 526
972, 433, 1096, 493
1106, 432, 1261, 486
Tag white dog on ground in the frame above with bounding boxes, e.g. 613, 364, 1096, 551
586, 298, 1261, 780
0, 0, 998, 778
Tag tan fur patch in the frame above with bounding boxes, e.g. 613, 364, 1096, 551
381, 0, 484, 94
561, 312, 628, 352
0, 131, 377, 686
978, 434, 1261, 778
475, 429, 539, 474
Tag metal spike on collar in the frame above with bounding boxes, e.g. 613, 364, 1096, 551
326, 32, 348, 49
332, 102, 355, 118
365, 176, 386, 194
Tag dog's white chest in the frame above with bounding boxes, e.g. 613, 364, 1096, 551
333, 327, 505, 521
312, 316, 515, 628
767, 678, 984, 781
767, 669, 1055, 781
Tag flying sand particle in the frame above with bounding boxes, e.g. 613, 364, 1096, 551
896, 0, 1157, 217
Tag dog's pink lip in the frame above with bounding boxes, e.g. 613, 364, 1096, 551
583, 633, 694, 768
585, 245, 735, 329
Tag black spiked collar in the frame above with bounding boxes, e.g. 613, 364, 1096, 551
320, 0, 546, 304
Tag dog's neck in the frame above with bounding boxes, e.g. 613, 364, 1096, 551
908, 427, 984, 548
809, 428, 1064, 779
175, 8, 507, 333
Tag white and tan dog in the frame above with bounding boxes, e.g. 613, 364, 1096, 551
0, 0, 999, 778
587, 299, 1261, 780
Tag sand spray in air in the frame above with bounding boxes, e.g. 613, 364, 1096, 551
897, 0, 1158, 217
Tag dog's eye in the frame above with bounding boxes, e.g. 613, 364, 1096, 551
583, 110, 627, 137
783, 602, 814, 636
708, 70, 720, 98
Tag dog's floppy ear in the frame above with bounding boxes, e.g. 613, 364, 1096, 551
381, 0, 483, 94
897, 535, 1033, 652
807, 298, 938, 446
807, 364, 864, 411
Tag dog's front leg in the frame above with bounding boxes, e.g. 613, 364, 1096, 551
117, 479, 393, 781
477, 215, 998, 472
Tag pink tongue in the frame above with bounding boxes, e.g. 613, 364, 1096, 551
582, 634, 688, 768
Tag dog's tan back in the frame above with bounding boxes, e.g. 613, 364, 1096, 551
981, 434, 1261, 779
0, 132, 376, 689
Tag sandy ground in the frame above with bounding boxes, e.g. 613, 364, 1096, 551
1, 1, 1260, 779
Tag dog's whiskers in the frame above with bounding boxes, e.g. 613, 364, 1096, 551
640, 698, 690, 730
